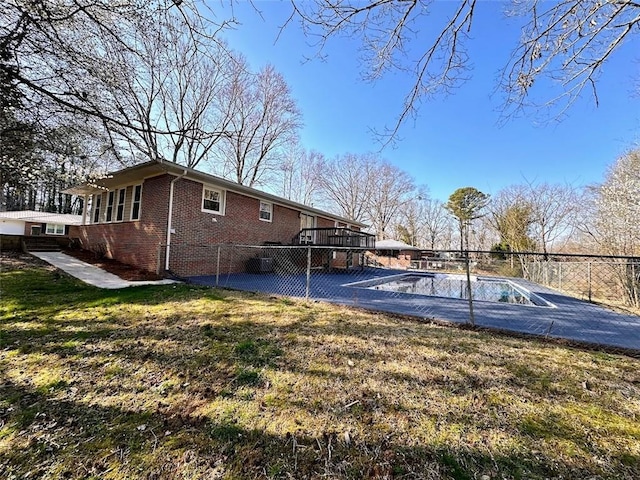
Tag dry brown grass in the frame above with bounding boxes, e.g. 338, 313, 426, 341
1, 255, 639, 479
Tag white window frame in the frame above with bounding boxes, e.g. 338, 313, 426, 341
92, 194, 102, 224
46, 224, 65, 235
115, 188, 126, 222
130, 184, 142, 221
259, 201, 273, 222
202, 185, 225, 215
105, 191, 115, 222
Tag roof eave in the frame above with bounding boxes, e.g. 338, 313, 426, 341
65, 159, 369, 228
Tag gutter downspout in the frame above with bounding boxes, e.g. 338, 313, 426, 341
165, 169, 188, 272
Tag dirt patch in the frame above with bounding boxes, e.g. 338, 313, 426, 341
63, 248, 164, 281
0, 251, 52, 271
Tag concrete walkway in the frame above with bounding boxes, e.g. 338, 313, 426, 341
31, 252, 179, 289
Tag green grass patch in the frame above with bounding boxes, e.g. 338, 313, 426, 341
1, 257, 640, 479
234, 367, 262, 386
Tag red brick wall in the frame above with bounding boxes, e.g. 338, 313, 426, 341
316, 217, 334, 229
68, 225, 81, 238
170, 178, 302, 245
73, 173, 361, 276
167, 178, 308, 275
75, 174, 171, 273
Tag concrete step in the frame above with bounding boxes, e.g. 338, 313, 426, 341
23, 237, 63, 252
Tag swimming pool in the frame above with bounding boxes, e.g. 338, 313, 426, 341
348, 273, 551, 307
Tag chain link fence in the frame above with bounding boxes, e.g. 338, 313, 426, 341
160, 244, 640, 354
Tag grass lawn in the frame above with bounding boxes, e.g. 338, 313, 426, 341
1, 256, 639, 479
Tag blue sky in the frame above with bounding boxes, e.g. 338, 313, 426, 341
219, 2, 640, 202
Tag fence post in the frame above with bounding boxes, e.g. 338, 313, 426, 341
305, 246, 312, 301
587, 262, 592, 302
465, 250, 475, 326
558, 263, 562, 290
215, 245, 221, 287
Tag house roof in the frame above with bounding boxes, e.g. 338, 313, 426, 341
64, 160, 368, 228
374, 239, 421, 250
0, 210, 83, 225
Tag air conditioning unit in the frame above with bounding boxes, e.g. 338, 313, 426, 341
246, 257, 274, 273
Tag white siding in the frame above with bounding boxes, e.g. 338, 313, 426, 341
0, 219, 25, 235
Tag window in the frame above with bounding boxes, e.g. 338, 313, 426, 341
259, 201, 272, 222
46, 224, 65, 235
202, 186, 223, 214
115, 188, 126, 222
131, 184, 142, 220
93, 194, 102, 223
105, 191, 115, 222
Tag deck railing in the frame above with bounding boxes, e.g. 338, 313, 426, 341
293, 228, 375, 248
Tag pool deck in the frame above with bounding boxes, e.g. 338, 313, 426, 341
188, 268, 640, 352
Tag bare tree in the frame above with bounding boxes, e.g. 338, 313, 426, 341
216, 59, 303, 187
98, 16, 236, 168
288, 1, 640, 141
318, 152, 377, 222
502, 0, 640, 118
584, 149, 640, 256
395, 192, 428, 247
489, 185, 538, 274
277, 139, 325, 206
367, 161, 416, 240
490, 185, 537, 252
1, 1, 235, 139
471, 215, 498, 252
523, 181, 579, 257
580, 149, 640, 306
421, 198, 451, 250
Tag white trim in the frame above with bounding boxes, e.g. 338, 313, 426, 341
115, 187, 126, 222
201, 185, 225, 215
45, 223, 65, 235
105, 190, 115, 223
130, 184, 142, 221
92, 193, 102, 224
259, 201, 273, 222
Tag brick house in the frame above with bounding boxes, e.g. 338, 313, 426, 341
0, 210, 83, 251
65, 160, 373, 276
369, 239, 422, 269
